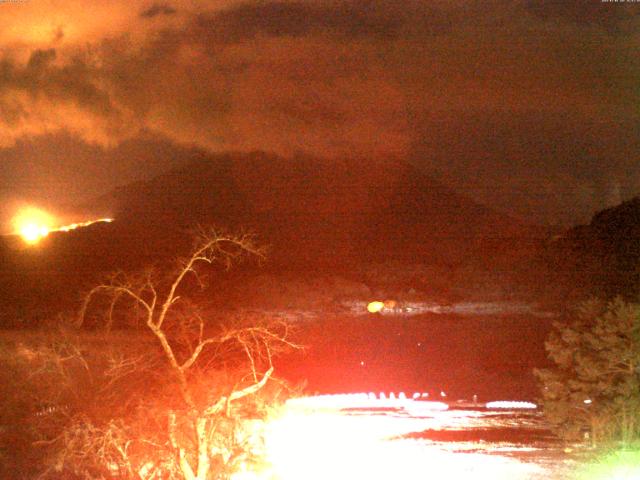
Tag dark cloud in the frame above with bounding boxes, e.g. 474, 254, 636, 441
0, 48, 124, 145
18, 49, 111, 116
525, 0, 640, 30
0, 0, 638, 225
0, 132, 197, 229
141, 3, 177, 19
410, 110, 640, 225
199, 1, 405, 43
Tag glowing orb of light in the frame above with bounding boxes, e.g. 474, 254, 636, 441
20, 223, 50, 244
12, 207, 54, 245
367, 301, 385, 313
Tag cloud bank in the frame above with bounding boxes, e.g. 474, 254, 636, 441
0, 0, 639, 224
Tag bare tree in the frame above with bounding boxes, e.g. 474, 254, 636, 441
78, 229, 300, 480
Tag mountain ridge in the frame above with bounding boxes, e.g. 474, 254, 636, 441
83, 151, 541, 267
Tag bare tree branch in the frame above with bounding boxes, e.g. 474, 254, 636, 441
75, 229, 294, 480
203, 366, 274, 417
180, 338, 222, 371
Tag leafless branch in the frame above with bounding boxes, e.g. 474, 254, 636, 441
73, 229, 297, 480
203, 366, 274, 417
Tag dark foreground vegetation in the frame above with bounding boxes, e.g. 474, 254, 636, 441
536, 297, 640, 447
1, 230, 300, 480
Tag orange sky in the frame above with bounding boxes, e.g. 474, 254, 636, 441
0, 0, 639, 226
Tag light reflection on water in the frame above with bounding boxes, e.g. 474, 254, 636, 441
236, 395, 576, 480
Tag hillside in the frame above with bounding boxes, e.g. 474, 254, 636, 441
541, 196, 640, 302
87, 152, 539, 267
1, 152, 547, 324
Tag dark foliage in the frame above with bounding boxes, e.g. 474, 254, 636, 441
535, 297, 640, 446
542, 197, 640, 302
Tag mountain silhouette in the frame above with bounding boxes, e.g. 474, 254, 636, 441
86, 151, 536, 268
543, 196, 640, 301
0, 151, 544, 323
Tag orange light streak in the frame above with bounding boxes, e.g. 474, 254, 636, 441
55, 218, 113, 232
12, 206, 113, 245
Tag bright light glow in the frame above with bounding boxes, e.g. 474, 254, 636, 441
576, 449, 640, 480
285, 393, 448, 411
367, 301, 385, 313
245, 395, 546, 480
20, 222, 50, 244
12, 207, 54, 244
56, 217, 113, 232
485, 401, 537, 409
11, 207, 113, 245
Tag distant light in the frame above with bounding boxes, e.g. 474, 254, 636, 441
11, 207, 113, 246
367, 301, 385, 313
56, 218, 113, 232
20, 223, 50, 244
584, 399, 592, 405
384, 300, 397, 310
12, 207, 54, 245
486, 401, 537, 409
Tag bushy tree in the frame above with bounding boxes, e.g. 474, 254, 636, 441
535, 297, 640, 446
0, 328, 165, 479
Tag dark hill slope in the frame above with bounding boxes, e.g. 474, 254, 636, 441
0, 152, 546, 324
542, 196, 640, 301
92, 152, 536, 268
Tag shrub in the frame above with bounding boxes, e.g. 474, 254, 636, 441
535, 297, 640, 447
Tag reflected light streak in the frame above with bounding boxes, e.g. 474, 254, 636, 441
55, 217, 113, 232
234, 394, 546, 480
285, 393, 448, 411
486, 401, 537, 409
